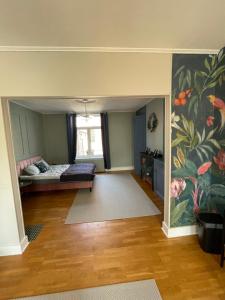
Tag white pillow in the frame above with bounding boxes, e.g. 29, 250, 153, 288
24, 164, 40, 175
36, 159, 50, 169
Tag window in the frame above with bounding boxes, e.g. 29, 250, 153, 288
76, 114, 103, 158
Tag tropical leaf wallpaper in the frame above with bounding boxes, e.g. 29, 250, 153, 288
171, 48, 225, 227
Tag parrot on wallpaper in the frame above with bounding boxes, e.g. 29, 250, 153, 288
208, 95, 225, 131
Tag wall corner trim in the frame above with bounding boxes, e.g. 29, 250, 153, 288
0, 235, 29, 256
162, 221, 197, 238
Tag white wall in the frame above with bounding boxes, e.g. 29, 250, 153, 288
0, 51, 172, 255
0, 99, 28, 255
0, 52, 172, 96
146, 98, 164, 153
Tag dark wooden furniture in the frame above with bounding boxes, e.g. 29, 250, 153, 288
221, 210, 225, 267
140, 152, 154, 185
19, 180, 32, 194
153, 158, 164, 200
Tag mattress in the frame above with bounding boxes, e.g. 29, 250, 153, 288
60, 163, 96, 182
19, 164, 70, 181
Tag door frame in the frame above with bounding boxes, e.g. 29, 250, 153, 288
2, 94, 171, 255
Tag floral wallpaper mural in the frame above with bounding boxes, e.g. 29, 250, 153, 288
170, 49, 225, 227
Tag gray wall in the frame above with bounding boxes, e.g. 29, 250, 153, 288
10, 102, 44, 161
108, 112, 134, 168
10, 104, 134, 169
42, 114, 68, 164
146, 98, 164, 153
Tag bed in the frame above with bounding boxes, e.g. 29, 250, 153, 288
17, 156, 96, 193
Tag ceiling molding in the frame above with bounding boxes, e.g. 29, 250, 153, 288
0, 46, 219, 54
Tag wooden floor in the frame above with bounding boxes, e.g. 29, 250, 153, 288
0, 174, 225, 300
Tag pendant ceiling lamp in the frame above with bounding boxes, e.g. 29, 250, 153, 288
75, 99, 96, 119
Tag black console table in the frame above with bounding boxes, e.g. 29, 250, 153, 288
153, 158, 164, 200
140, 152, 164, 200
140, 152, 154, 185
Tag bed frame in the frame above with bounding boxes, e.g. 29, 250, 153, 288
17, 156, 94, 193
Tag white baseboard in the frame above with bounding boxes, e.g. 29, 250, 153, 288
106, 166, 134, 172
0, 235, 29, 256
21, 235, 29, 252
162, 221, 197, 238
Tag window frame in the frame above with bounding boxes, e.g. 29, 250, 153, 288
76, 115, 103, 159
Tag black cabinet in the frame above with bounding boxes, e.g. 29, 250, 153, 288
140, 152, 154, 185
153, 159, 164, 200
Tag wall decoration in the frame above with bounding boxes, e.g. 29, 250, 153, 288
148, 112, 158, 132
170, 49, 225, 227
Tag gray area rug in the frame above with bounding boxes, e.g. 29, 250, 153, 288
15, 279, 163, 299
65, 174, 160, 224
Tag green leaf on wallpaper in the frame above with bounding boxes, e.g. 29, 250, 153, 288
179, 71, 185, 90
185, 160, 197, 173
172, 166, 195, 178
188, 95, 198, 115
204, 58, 211, 72
211, 65, 225, 79
219, 139, 225, 146
194, 72, 204, 94
209, 139, 221, 149
171, 122, 186, 134
198, 173, 211, 190
217, 51, 225, 63
209, 184, 225, 197
206, 127, 217, 140
199, 71, 208, 77
171, 133, 188, 148
171, 200, 189, 227
202, 128, 206, 141
186, 69, 192, 86
174, 65, 185, 78
188, 121, 195, 140
211, 55, 216, 68
194, 101, 198, 116
195, 148, 204, 162
206, 80, 218, 90
219, 75, 223, 86
201, 144, 215, 154
181, 115, 189, 132
199, 146, 209, 159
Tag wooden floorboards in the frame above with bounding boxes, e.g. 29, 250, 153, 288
0, 174, 225, 300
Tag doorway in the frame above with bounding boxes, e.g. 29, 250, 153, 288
1, 95, 171, 255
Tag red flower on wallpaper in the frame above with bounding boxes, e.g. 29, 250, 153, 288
174, 98, 186, 106
197, 162, 212, 175
206, 116, 214, 127
213, 149, 225, 170
174, 89, 192, 106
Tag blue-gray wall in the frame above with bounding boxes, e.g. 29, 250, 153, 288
146, 98, 164, 153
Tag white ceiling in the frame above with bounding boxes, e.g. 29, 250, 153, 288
11, 97, 155, 114
0, 0, 224, 51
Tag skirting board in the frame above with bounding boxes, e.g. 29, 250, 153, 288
106, 166, 134, 172
162, 221, 197, 238
0, 235, 29, 256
